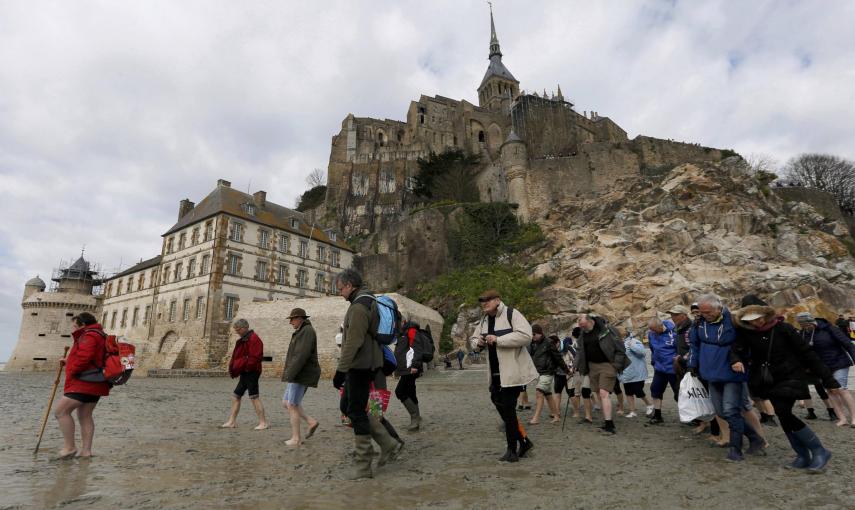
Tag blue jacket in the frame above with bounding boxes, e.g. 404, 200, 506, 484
803, 319, 855, 372
688, 308, 747, 383
648, 319, 678, 374
619, 335, 648, 383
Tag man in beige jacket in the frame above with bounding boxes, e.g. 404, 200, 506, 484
469, 289, 539, 462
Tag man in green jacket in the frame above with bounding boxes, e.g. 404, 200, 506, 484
333, 268, 399, 479
282, 307, 321, 447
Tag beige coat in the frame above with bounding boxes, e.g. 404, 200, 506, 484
468, 301, 538, 388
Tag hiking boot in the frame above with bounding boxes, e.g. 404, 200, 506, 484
827, 408, 839, 421
745, 438, 767, 456
368, 416, 401, 467
347, 435, 374, 479
647, 416, 664, 425
784, 431, 810, 469
402, 399, 421, 432
518, 437, 534, 458
805, 408, 818, 420
726, 447, 744, 462
499, 447, 519, 462
793, 427, 832, 473
599, 424, 616, 434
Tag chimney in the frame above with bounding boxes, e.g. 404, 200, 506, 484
217, 179, 231, 188
178, 199, 195, 219
253, 190, 266, 207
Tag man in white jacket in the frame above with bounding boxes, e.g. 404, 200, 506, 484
469, 289, 539, 462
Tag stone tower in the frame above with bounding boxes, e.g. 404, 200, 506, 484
23, 275, 46, 302
477, 5, 519, 114
501, 129, 530, 221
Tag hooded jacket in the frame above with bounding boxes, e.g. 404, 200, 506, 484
575, 316, 629, 376
337, 286, 383, 372
282, 319, 321, 387
468, 301, 539, 388
619, 335, 648, 384
229, 330, 264, 378
731, 305, 839, 399
531, 337, 568, 376
801, 318, 855, 372
688, 307, 746, 383
647, 319, 678, 374
394, 323, 425, 376
64, 324, 111, 397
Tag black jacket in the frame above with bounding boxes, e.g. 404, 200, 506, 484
531, 338, 568, 376
731, 306, 839, 400
394, 324, 424, 376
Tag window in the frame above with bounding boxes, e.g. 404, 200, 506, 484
174, 262, 183, 281
182, 298, 191, 321
120, 309, 127, 327
196, 296, 204, 319
168, 301, 177, 322
317, 245, 326, 262
105, 283, 112, 298
299, 240, 308, 258
243, 203, 256, 216
278, 233, 289, 252
166, 237, 174, 254
290, 218, 299, 229
137, 273, 145, 291
329, 232, 336, 241
102, 312, 108, 325
111, 311, 117, 329
187, 258, 196, 278
478, 131, 485, 143
227, 254, 240, 275
255, 260, 268, 281
296, 269, 308, 288
315, 272, 325, 292
162, 266, 170, 284
201, 254, 210, 275
116, 279, 122, 295
225, 296, 237, 321
277, 264, 288, 284
178, 233, 186, 250
331, 249, 341, 268
259, 229, 270, 249
131, 307, 139, 327
143, 305, 151, 325
126, 278, 132, 293
204, 221, 213, 242
192, 227, 200, 245
230, 222, 243, 242
149, 270, 157, 288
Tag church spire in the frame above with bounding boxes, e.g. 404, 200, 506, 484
488, 2, 502, 58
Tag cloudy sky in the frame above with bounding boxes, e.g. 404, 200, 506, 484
1, 0, 854, 361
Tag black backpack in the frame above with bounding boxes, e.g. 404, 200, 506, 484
414, 328, 436, 363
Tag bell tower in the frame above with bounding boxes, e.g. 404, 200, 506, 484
477, 5, 519, 113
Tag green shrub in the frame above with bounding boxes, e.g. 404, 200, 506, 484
296, 185, 327, 212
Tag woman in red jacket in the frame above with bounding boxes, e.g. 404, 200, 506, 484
55, 312, 109, 458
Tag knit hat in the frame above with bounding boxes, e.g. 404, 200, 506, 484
795, 312, 816, 324
532, 324, 544, 336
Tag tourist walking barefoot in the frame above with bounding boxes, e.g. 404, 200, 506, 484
281, 308, 321, 446
223, 319, 268, 430
797, 312, 855, 427
528, 328, 568, 425
619, 329, 651, 418
54, 313, 110, 459
646, 317, 679, 424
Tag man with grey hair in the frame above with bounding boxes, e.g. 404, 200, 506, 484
332, 268, 400, 479
222, 318, 268, 430
689, 294, 764, 461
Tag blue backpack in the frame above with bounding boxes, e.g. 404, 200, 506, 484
356, 294, 402, 346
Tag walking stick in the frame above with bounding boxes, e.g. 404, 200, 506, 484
34, 346, 69, 454
561, 378, 572, 432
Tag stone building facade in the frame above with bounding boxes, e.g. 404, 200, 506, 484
97, 179, 354, 372
6, 258, 102, 371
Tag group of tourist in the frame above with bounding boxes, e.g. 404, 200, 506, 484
51, 267, 855, 480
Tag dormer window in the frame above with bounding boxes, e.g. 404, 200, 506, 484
242, 203, 256, 216
290, 218, 299, 229
329, 232, 336, 242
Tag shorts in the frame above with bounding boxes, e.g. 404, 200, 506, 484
233, 371, 260, 399
623, 381, 646, 398
554, 374, 570, 395
832, 367, 849, 389
536, 375, 554, 395
64, 393, 100, 404
283, 383, 308, 406
572, 372, 591, 394
588, 362, 617, 395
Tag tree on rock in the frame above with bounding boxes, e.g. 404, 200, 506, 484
413, 149, 481, 203
784, 153, 855, 215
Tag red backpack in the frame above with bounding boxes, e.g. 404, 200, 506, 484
79, 333, 136, 386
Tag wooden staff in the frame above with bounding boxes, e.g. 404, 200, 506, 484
34, 346, 69, 454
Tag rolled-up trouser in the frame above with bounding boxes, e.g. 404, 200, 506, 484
345, 369, 375, 436
709, 381, 760, 450
490, 379, 523, 450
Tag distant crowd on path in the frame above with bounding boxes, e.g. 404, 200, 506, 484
51, 267, 855, 479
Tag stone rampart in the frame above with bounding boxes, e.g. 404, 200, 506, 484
773, 186, 847, 222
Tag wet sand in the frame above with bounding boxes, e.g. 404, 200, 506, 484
1, 368, 854, 509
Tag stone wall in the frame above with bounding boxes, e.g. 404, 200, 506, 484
630, 136, 724, 171
773, 186, 847, 223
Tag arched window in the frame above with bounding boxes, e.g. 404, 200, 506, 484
377, 131, 385, 147
478, 131, 485, 143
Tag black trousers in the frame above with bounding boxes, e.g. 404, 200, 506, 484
490, 379, 523, 449
344, 369, 374, 436
395, 374, 419, 404
813, 383, 829, 401
770, 397, 806, 433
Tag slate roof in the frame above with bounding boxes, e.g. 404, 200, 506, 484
479, 55, 518, 89
108, 255, 162, 281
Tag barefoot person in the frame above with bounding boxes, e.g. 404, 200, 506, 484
797, 312, 855, 427
54, 312, 109, 458
529, 327, 568, 425
469, 289, 538, 462
282, 308, 321, 446
223, 319, 268, 430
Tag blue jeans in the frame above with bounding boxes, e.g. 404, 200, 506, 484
708, 381, 760, 450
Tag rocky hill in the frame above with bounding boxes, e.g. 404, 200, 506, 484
518, 157, 855, 335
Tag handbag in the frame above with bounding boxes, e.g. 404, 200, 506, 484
758, 330, 775, 386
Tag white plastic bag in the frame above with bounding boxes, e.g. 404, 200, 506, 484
678, 372, 716, 423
